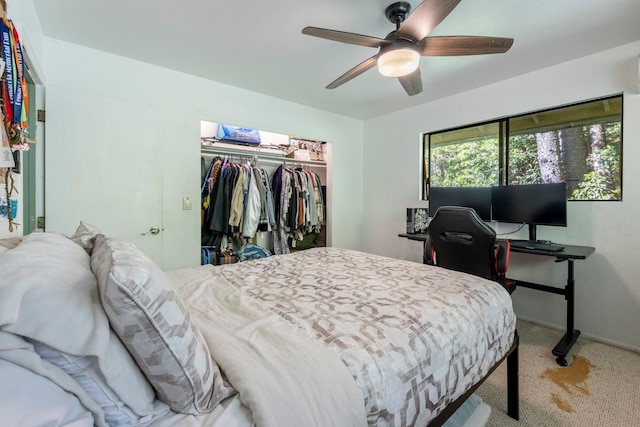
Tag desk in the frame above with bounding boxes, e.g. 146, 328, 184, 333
398, 232, 595, 366
506, 243, 595, 366
399, 232, 428, 241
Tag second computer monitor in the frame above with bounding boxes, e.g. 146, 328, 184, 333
428, 186, 492, 221
491, 182, 567, 227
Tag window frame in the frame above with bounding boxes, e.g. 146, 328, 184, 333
422, 94, 623, 202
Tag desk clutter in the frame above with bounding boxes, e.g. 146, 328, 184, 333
406, 207, 429, 234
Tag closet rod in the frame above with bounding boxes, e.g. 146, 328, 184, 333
201, 146, 326, 168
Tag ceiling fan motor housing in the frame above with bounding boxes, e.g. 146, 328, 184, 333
385, 2, 412, 27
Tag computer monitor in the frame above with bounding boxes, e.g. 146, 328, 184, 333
428, 186, 492, 221
491, 182, 567, 241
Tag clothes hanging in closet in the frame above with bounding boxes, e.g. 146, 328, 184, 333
201, 156, 275, 251
271, 165, 324, 255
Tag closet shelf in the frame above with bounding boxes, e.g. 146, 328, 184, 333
201, 144, 326, 168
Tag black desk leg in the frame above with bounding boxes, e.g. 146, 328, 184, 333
551, 259, 581, 366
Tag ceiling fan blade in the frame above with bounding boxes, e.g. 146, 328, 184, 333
418, 36, 514, 55
396, 0, 461, 42
398, 68, 423, 96
302, 26, 390, 48
326, 55, 379, 89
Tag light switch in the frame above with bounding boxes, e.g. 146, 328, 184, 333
183, 197, 192, 210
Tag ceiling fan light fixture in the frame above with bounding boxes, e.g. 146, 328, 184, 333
378, 46, 420, 77
302, 1, 513, 95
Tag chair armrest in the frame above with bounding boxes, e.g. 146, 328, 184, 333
495, 240, 510, 274
423, 234, 435, 265
495, 240, 517, 294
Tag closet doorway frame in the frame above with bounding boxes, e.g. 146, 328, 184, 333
199, 120, 333, 253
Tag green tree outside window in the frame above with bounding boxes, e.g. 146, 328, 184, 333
423, 95, 622, 201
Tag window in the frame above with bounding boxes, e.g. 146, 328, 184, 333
423, 95, 622, 201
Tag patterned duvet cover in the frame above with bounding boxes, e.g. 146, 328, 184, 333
176, 247, 516, 426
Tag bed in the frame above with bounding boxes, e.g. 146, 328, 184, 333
0, 224, 519, 427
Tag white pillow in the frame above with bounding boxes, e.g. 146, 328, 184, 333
0, 232, 161, 418
0, 331, 105, 426
70, 221, 104, 254
91, 235, 236, 414
0, 358, 95, 427
0, 232, 104, 352
33, 341, 169, 427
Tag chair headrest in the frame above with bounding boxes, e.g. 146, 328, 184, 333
429, 206, 495, 240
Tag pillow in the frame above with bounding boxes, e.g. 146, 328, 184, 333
0, 232, 162, 418
0, 358, 95, 427
32, 341, 169, 427
0, 330, 106, 427
217, 124, 261, 145
0, 236, 21, 250
70, 221, 105, 254
0, 232, 106, 353
91, 235, 236, 414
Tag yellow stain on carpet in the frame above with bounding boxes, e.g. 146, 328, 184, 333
539, 355, 597, 413
550, 392, 575, 413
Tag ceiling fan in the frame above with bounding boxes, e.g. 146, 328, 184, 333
302, 0, 513, 96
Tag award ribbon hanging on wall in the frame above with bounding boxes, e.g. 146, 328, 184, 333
0, 17, 27, 233
0, 18, 27, 129
0, 19, 14, 124
10, 21, 27, 127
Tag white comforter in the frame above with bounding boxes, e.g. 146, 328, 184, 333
167, 247, 516, 427
168, 264, 367, 427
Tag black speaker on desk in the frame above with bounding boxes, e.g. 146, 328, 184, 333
406, 208, 428, 234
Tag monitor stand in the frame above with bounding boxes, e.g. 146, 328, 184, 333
528, 224, 537, 242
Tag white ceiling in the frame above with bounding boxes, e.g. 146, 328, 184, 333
32, 0, 640, 120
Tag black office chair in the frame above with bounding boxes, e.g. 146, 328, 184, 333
424, 206, 515, 294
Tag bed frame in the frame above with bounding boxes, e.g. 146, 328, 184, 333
429, 331, 519, 426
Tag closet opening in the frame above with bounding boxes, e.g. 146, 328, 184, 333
199, 121, 330, 265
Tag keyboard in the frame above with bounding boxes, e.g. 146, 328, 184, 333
508, 240, 565, 252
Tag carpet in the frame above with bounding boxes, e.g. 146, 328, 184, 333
475, 320, 640, 426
